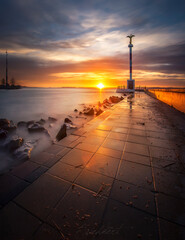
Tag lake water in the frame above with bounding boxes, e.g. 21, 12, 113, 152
0, 88, 121, 174
0, 88, 120, 122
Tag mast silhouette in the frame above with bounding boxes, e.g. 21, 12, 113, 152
6, 51, 8, 88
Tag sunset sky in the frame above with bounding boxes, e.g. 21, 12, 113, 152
0, 0, 185, 88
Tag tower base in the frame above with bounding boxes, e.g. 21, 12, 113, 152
127, 79, 135, 92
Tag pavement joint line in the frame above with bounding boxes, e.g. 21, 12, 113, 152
148, 138, 161, 240
97, 113, 132, 229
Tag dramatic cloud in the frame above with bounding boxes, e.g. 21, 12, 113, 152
0, 0, 185, 87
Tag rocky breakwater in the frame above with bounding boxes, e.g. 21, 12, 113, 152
0, 117, 52, 167
55, 95, 124, 142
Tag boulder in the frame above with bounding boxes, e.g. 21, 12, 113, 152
48, 117, 57, 122
0, 119, 16, 131
109, 96, 121, 103
74, 109, 78, 112
56, 124, 67, 141
36, 118, 46, 125
17, 121, 27, 127
96, 108, 104, 116
28, 123, 46, 132
103, 99, 111, 105
64, 118, 73, 124
84, 108, 94, 116
65, 123, 77, 130
13, 142, 33, 161
27, 120, 35, 127
79, 111, 82, 115
0, 119, 10, 129
0, 129, 8, 139
4, 136, 23, 151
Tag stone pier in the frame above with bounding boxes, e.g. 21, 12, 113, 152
0, 92, 185, 240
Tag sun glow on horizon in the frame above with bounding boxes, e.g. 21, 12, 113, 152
97, 83, 105, 89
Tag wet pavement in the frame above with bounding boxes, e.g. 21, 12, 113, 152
0, 92, 185, 240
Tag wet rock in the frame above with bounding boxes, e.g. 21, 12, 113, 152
109, 96, 121, 103
56, 124, 67, 141
4, 136, 23, 151
0, 129, 8, 139
0, 119, 10, 129
64, 118, 73, 124
27, 120, 35, 127
103, 99, 111, 105
65, 123, 77, 130
13, 142, 33, 161
96, 108, 104, 116
84, 108, 94, 115
74, 109, 78, 112
0, 119, 16, 131
17, 121, 27, 127
36, 118, 46, 125
48, 117, 57, 122
9, 121, 17, 131
28, 123, 46, 132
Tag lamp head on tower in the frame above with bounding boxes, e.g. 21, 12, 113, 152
127, 34, 135, 46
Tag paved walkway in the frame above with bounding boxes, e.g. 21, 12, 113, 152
0, 92, 185, 240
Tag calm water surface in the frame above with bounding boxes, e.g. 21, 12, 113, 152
0, 88, 121, 173
0, 88, 120, 122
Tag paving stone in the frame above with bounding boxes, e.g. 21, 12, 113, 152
72, 128, 87, 136
125, 142, 149, 156
148, 137, 176, 149
84, 129, 109, 138
0, 174, 29, 205
99, 199, 158, 240
56, 147, 71, 157
117, 161, 153, 190
108, 132, 127, 141
25, 166, 48, 183
60, 148, 93, 167
153, 168, 185, 198
86, 153, 120, 178
103, 138, 125, 151
130, 123, 146, 131
47, 186, 107, 239
83, 136, 105, 145
76, 142, 99, 152
11, 161, 40, 180
65, 136, 86, 148
112, 127, 129, 134
130, 129, 146, 137
0, 202, 41, 240
15, 173, 70, 220
33, 223, 62, 240
31, 152, 61, 167
97, 147, 122, 159
55, 135, 79, 147
127, 134, 149, 145
45, 144, 65, 155
157, 193, 185, 226
48, 161, 82, 182
97, 124, 112, 131
152, 157, 185, 174
110, 180, 156, 215
159, 218, 185, 240
147, 131, 177, 140
150, 146, 177, 161
122, 151, 150, 166
75, 169, 114, 196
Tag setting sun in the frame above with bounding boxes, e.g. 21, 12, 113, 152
97, 83, 104, 89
